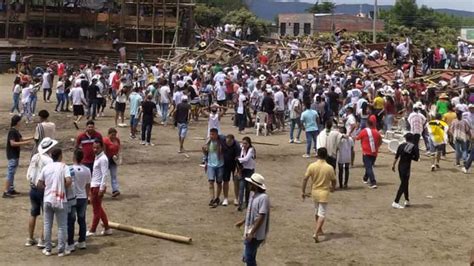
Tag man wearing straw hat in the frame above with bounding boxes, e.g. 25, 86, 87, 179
235, 173, 270, 266
25, 137, 57, 247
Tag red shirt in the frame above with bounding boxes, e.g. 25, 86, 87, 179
103, 136, 121, 158
258, 55, 268, 65
225, 79, 233, 94
112, 73, 120, 90
76, 131, 103, 164
57, 63, 65, 77
356, 128, 382, 157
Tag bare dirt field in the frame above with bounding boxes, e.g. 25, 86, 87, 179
0, 73, 472, 265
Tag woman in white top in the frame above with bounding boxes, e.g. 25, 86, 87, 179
237, 136, 256, 211
10, 76, 22, 114
55, 77, 65, 112
114, 86, 128, 127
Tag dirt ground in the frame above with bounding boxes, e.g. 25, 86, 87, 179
0, 73, 472, 265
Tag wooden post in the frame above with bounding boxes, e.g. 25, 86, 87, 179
151, 0, 155, 43
161, 0, 165, 44
120, 0, 125, 40
23, 0, 28, 39
136, 0, 139, 42
175, 0, 179, 46
59, 0, 63, 41
108, 221, 192, 244
42, 0, 46, 39
5, 0, 10, 39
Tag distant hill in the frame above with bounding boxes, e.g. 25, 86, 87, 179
249, 1, 474, 21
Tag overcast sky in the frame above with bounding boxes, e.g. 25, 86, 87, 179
297, 0, 474, 12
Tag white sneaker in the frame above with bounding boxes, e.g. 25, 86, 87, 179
462, 167, 468, 174
25, 238, 37, 246
369, 184, 378, 189
431, 165, 436, 171
392, 202, 404, 209
222, 198, 228, 206
294, 139, 302, 144
233, 199, 239, 206
289, 139, 294, 143
140, 141, 146, 145
302, 154, 310, 158
42, 249, 52, 256
86, 231, 96, 237
37, 239, 45, 248
75, 241, 86, 249
404, 200, 410, 207
66, 244, 75, 253
101, 229, 113, 236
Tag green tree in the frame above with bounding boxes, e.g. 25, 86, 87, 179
195, 0, 245, 11
306, 0, 335, 13
221, 8, 270, 40
194, 4, 225, 27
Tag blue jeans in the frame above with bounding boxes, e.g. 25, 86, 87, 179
464, 145, 474, 170
88, 99, 98, 119
243, 238, 264, 266
305, 130, 318, 155
161, 103, 169, 123
6, 159, 19, 192
362, 155, 377, 185
455, 140, 468, 165
43, 202, 67, 252
384, 114, 394, 133
11, 93, 20, 113
239, 169, 254, 208
68, 198, 87, 245
289, 118, 302, 141
109, 163, 119, 192
55, 93, 66, 111
30, 94, 37, 114
141, 121, 153, 143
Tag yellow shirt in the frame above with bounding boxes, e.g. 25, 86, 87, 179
305, 160, 336, 203
373, 96, 385, 110
442, 111, 456, 126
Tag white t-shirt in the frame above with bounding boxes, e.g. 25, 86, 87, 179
348, 88, 361, 105
159, 85, 171, 104
70, 86, 85, 105
173, 90, 183, 105
21, 86, 31, 104
38, 162, 71, 204
345, 114, 357, 137
237, 94, 246, 114
70, 164, 91, 199
274, 91, 285, 111
13, 84, 21, 94
338, 137, 354, 164
289, 98, 301, 119
42, 72, 51, 89
215, 84, 226, 101
56, 81, 64, 94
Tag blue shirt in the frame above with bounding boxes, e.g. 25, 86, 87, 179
129, 92, 142, 116
207, 141, 223, 168
301, 109, 319, 132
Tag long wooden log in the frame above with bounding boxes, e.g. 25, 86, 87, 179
108, 221, 192, 244
431, 69, 474, 74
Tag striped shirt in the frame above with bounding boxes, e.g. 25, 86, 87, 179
408, 112, 426, 135
75, 131, 102, 164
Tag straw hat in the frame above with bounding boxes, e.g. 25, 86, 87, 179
38, 137, 58, 154
439, 93, 449, 99
245, 173, 266, 190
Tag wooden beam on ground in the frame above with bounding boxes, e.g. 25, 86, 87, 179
108, 221, 192, 244
431, 69, 474, 74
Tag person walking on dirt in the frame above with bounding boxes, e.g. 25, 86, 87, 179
355, 120, 382, 189
427, 114, 449, 171
203, 128, 225, 208
175, 95, 191, 153
103, 128, 121, 197
237, 137, 256, 211
222, 134, 241, 206
87, 139, 112, 237
235, 173, 270, 266
70, 80, 87, 129
391, 133, 420, 209
302, 148, 336, 243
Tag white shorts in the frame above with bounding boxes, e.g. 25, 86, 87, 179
314, 202, 328, 218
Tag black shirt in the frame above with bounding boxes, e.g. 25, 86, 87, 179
175, 102, 191, 124
261, 96, 275, 114
395, 143, 419, 172
141, 101, 156, 123
86, 84, 99, 100
7, 128, 21, 160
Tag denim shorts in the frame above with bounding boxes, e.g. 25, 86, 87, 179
30, 187, 44, 216
207, 166, 224, 183
130, 115, 139, 127
178, 123, 188, 138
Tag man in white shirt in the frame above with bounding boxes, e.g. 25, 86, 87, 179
237, 89, 248, 134
69, 80, 87, 129
67, 149, 91, 251
274, 87, 286, 131
159, 79, 171, 125
215, 81, 227, 106
42, 70, 53, 102
25, 137, 56, 247
37, 148, 72, 256
87, 139, 112, 236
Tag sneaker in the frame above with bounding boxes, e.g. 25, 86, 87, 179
42, 249, 52, 256
199, 163, 206, 168
10, 190, 20, 195
2, 192, 14, 198
289, 139, 294, 143
392, 202, 404, 209
146, 142, 155, 146
86, 231, 96, 237
25, 238, 38, 246
302, 154, 310, 158
222, 198, 228, 206
75, 241, 86, 249
294, 139, 302, 144
431, 165, 436, 171
37, 239, 45, 248
455, 163, 461, 167
101, 229, 113, 236
233, 199, 239, 206
362, 180, 368, 184
140, 141, 146, 145
369, 184, 378, 189
58, 251, 67, 257
112, 191, 121, 198
404, 200, 410, 207
435, 164, 440, 169
211, 198, 220, 208
73, 121, 79, 130
66, 244, 75, 253
462, 167, 468, 174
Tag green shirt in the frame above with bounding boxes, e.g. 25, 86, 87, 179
436, 100, 449, 115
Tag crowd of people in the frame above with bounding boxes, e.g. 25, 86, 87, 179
4, 33, 474, 264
